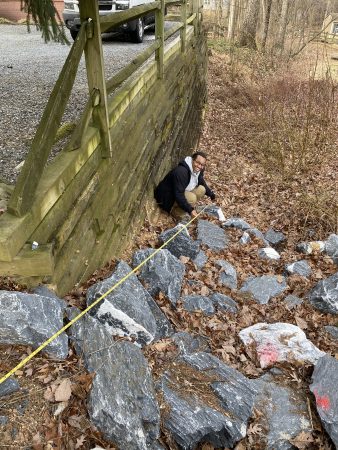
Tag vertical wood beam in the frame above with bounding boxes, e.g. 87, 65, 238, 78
180, 0, 187, 52
155, 0, 165, 78
80, 0, 112, 158
192, 0, 198, 34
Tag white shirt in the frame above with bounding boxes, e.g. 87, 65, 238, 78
184, 156, 200, 192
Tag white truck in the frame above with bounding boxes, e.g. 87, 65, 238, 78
63, 0, 156, 42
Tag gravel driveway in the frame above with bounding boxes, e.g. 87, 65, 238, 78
0, 24, 174, 184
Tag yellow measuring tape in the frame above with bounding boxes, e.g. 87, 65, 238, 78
0, 208, 207, 385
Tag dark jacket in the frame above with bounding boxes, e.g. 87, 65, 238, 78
154, 160, 215, 214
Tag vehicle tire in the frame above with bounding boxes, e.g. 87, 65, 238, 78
132, 18, 144, 43
70, 28, 79, 41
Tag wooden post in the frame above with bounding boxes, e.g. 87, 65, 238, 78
192, 0, 198, 34
155, 0, 165, 78
180, 0, 187, 52
80, 0, 112, 158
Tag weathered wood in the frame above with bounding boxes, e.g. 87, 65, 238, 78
80, 0, 112, 158
106, 39, 160, 94
186, 13, 196, 25
7, 23, 87, 217
0, 128, 100, 262
165, 14, 181, 21
165, 0, 183, 4
180, 0, 187, 52
64, 98, 93, 152
155, 0, 165, 79
100, 2, 160, 32
0, 244, 54, 277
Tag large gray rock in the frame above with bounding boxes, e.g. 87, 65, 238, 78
199, 205, 225, 221
87, 261, 157, 346
182, 295, 215, 316
215, 260, 237, 289
240, 275, 287, 304
70, 315, 160, 449
325, 234, 338, 264
308, 272, 338, 315
265, 228, 287, 249
248, 228, 270, 246
0, 378, 20, 398
181, 352, 257, 446
239, 322, 325, 368
159, 225, 200, 260
32, 285, 67, 308
285, 260, 311, 277
310, 355, 338, 447
324, 325, 338, 340
253, 373, 311, 450
258, 247, 280, 261
197, 220, 228, 252
296, 241, 325, 255
132, 249, 185, 305
222, 217, 251, 231
210, 293, 238, 313
192, 250, 208, 269
172, 331, 210, 355
0, 291, 68, 359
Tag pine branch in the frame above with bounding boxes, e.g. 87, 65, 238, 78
21, 0, 69, 44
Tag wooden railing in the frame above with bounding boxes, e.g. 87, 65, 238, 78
6, 0, 202, 219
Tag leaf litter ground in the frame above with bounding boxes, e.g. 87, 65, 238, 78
0, 43, 338, 449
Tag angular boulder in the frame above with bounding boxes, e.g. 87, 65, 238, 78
33, 285, 67, 308
240, 275, 287, 304
253, 373, 312, 449
284, 294, 303, 309
239, 232, 251, 245
310, 355, 338, 447
132, 249, 185, 305
70, 315, 160, 449
210, 293, 238, 313
159, 225, 200, 260
0, 378, 20, 398
324, 325, 338, 340
325, 234, 338, 264
239, 322, 325, 368
193, 250, 208, 269
215, 260, 237, 289
200, 205, 226, 221
0, 291, 68, 359
308, 272, 338, 315
296, 241, 325, 255
222, 217, 251, 231
86, 261, 157, 346
172, 331, 210, 355
197, 220, 228, 252
258, 248, 280, 261
248, 228, 269, 246
182, 295, 215, 316
285, 260, 311, 277
264, 228, 287, 249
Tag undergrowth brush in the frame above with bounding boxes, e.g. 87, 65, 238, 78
207, 39, 338, 235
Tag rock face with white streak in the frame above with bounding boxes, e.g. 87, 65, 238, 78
0, 291, 68, 359
310, 355, 338, 447
258, 247, 280, 261
285, 260, 311, 277
240, 275, 287, 304
308, 272, 338, 315
86, 261, 157, 346
253, 373, 312, 450
182, 295, 215, 316
222, 217, 251, 230
197, 220, 229, 251
264, 228, 286, 249
239, 323, 325, 368
70, 315, 160, 450
159, 352, 257, 449
132, 249, 185, 305
325, 234, 338, 264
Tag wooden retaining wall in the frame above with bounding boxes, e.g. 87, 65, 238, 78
0, 0, 207, 295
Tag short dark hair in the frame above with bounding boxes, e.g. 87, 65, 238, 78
192, 151, 207, 160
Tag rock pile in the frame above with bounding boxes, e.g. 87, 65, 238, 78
0, 216, 337, 449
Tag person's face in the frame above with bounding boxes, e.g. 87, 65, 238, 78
192, 155, 206, 173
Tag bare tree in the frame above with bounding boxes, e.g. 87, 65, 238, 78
238, 0, 260, 48
261, 0, 272, 50
275, 0, 289, 50
227, 0, 237, 40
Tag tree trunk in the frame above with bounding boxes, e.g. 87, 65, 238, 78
276, 0, 289, 50
238, 0, 260, 49
261, 0, 272, 51
227, 0, 237, 41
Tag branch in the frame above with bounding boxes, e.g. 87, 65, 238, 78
290, 18, 335, 58
21, 0, 69, 44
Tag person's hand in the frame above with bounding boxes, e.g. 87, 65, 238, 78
191, 210, 198, 218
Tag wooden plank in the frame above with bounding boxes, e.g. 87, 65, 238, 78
7, 23, 87, 217
155, 0, 165, 79
64, 98, 93, 152
0, 127, 100, 262
186, 13, 196, 25
164, 21, 183, 39
0, 244, 54, 277
106, 39, 160, 94
80, 0, 112, 158
100, 2, 160, 32
180, 0, 187, 52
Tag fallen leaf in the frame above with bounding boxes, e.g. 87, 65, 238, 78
54, 401, 68, 417
44, 386, 55, 402
75, 435, 86, 449
54, 378, 72, 402
289, 431, 314, 448
295, 316, 308, 329
180, 256, 190, 264
200, 285, 209, 296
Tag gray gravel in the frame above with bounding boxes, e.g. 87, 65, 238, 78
0, 24, 175, 184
